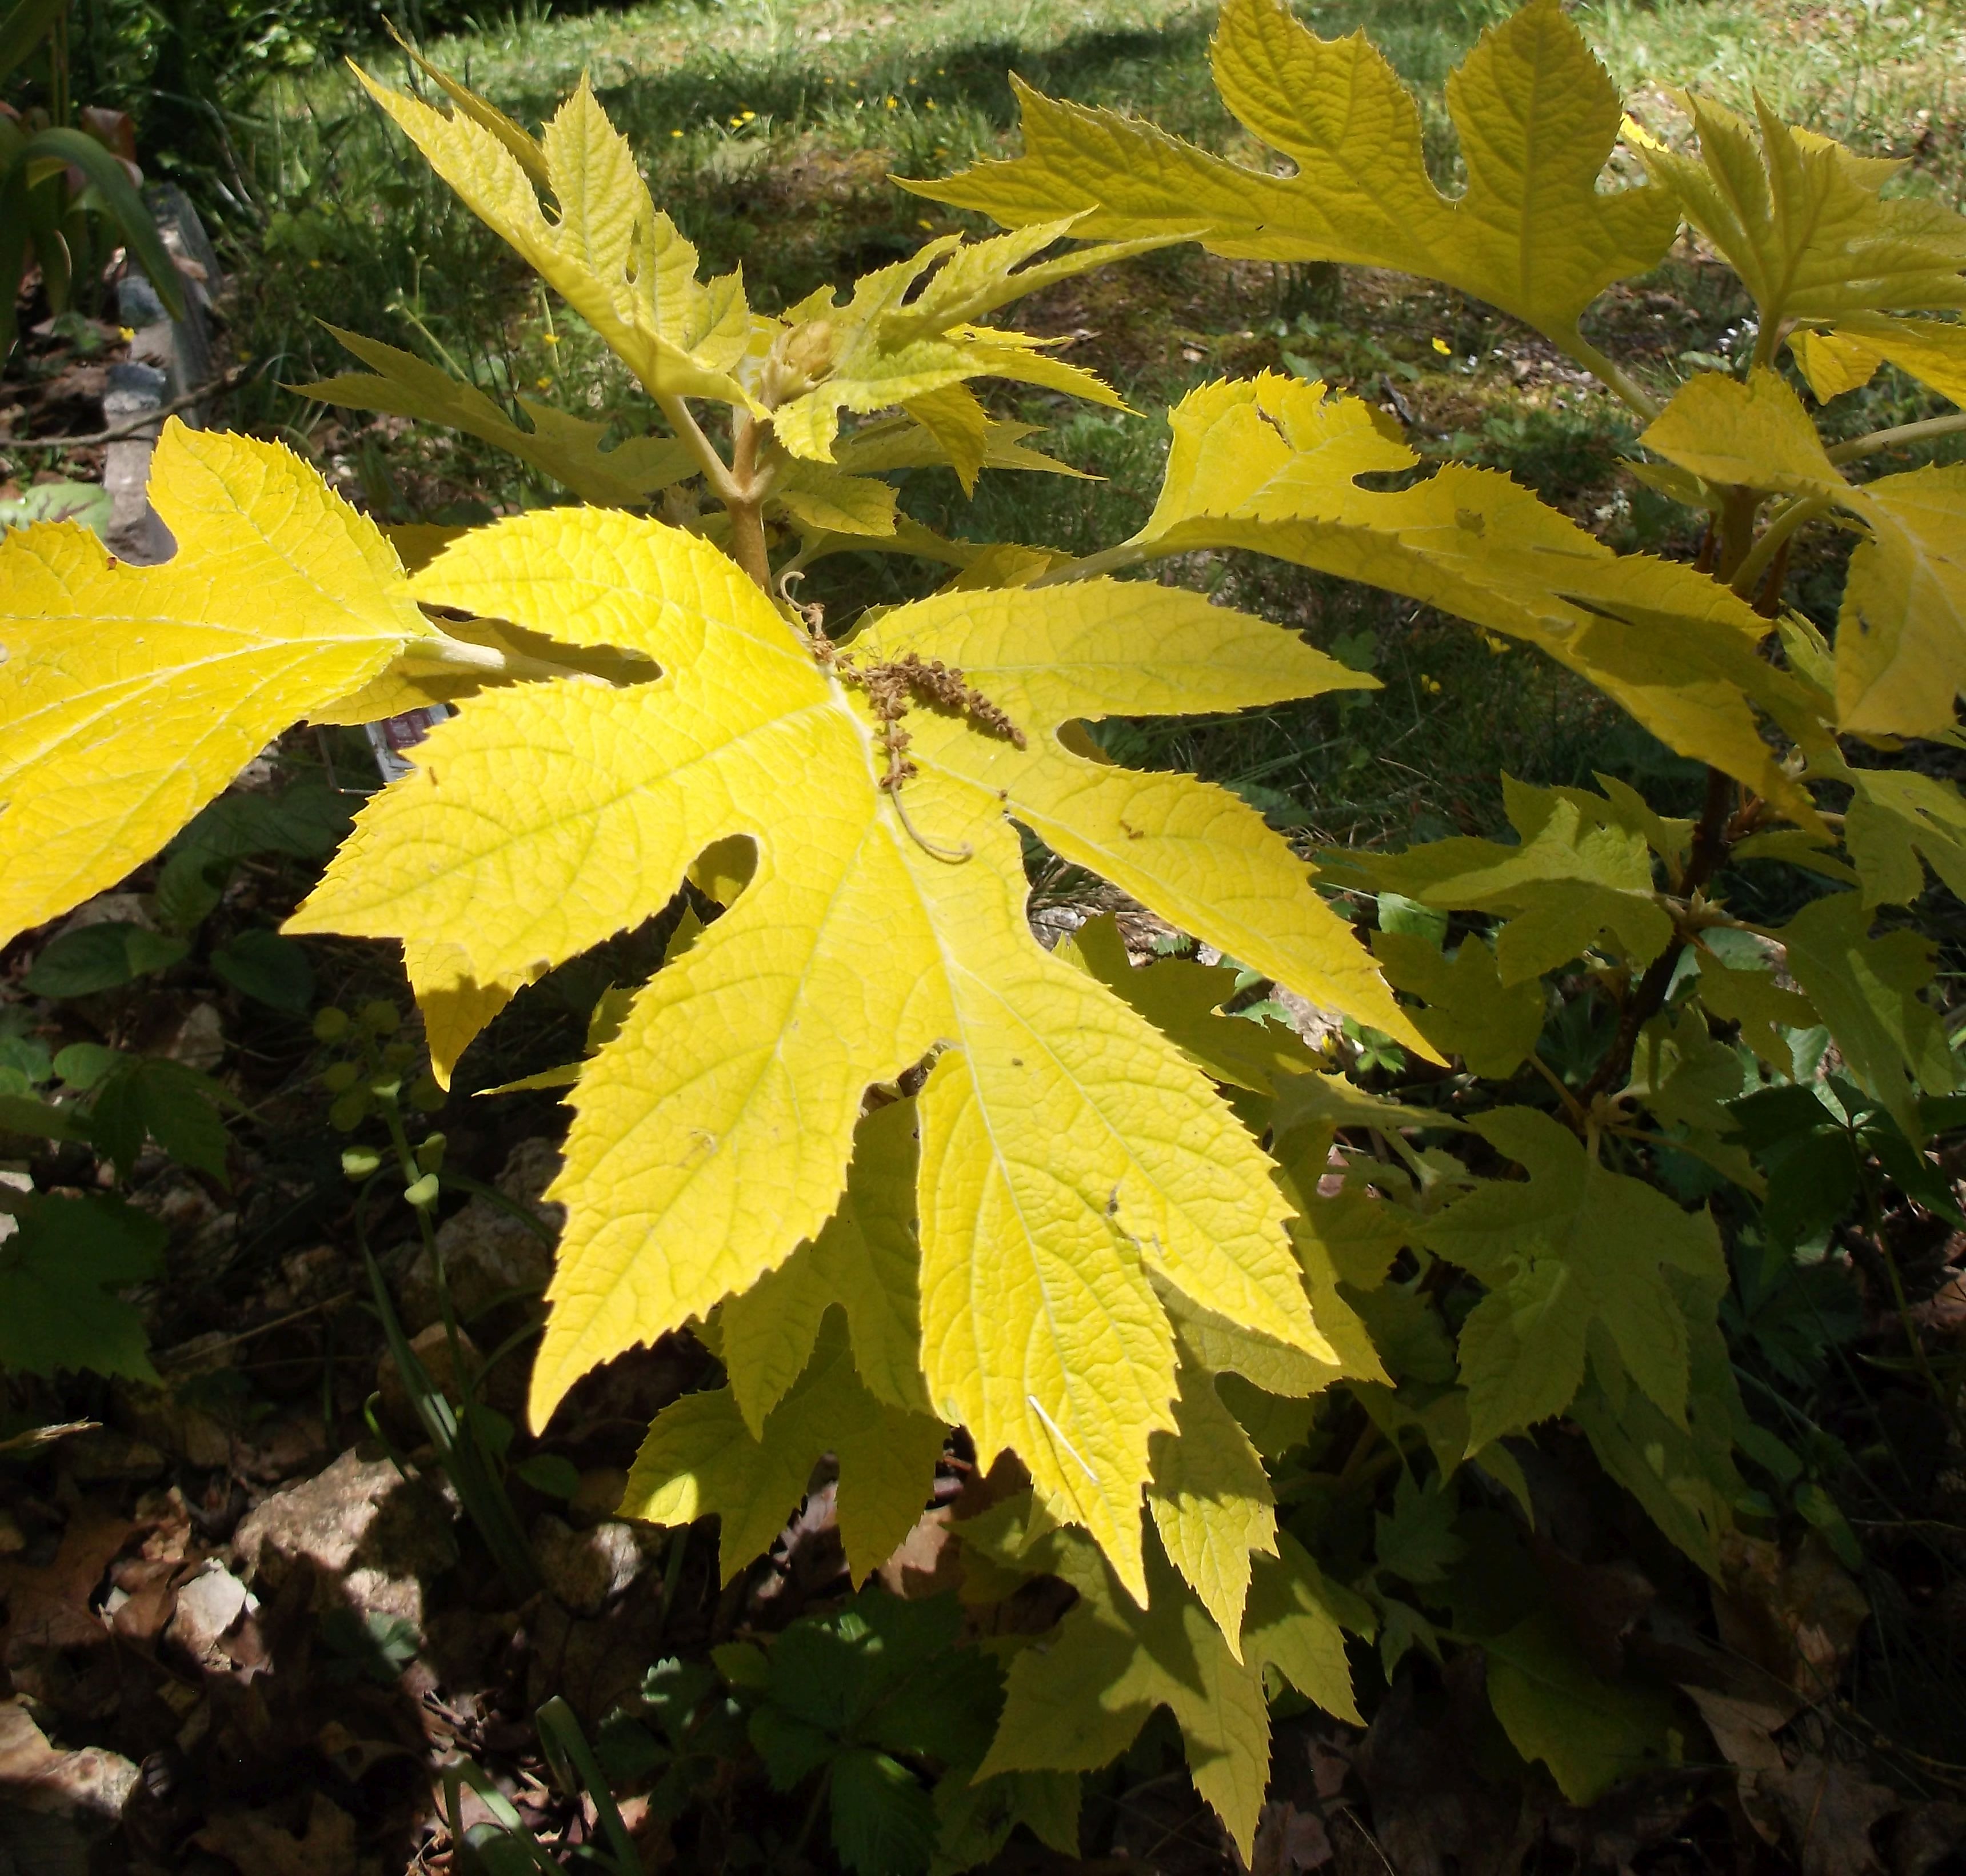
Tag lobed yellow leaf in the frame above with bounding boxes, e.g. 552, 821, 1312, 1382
288, 506, 1397, 1596
1126, 374, 1825, 823
0, 421, 426, 947
622, 1311, 944, 1582
1640, 94, 1966, 333
913, 0, 1677, 353
295, 328, 697, 508
1643, 370, 1966, 737
354, 68, 762, 407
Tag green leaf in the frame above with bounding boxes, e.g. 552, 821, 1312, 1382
1373, 1467, 1464, 1588
53, 1041, 115, 1090
0, 1091, 91, 1145
1779, 892, 1953, 1140
22, 128, 185, 322
1569, 1273, 1747, 1575
512, 1452, 580, 1498
1418, 1107, 1724, 1451
1060, 912, 1324, 1094
1482, 1611, 1675, 1802
830, 1748, 937, 1876
210, 928, 315, 1013
23, 923, 189, 996
0, 1192, 165, 1381
0, 0, 67, 84
1370, 931, 1545, 1076
931, 1767, 1079, 1876
89, 1055, 233, 1182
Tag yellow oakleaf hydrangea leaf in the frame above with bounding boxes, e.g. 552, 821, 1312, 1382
1641, 369, 1966, 737
355, 68, 760, 406
765, 219, 1172, 463
1845, 768, 1966, 906
1145, 1355, 1276, 1655
288, 509, 1416, 1595
622, 1310, 945, 1583
1793, 316, 1966, 409
720, 1098, 930, 1432
0, 420, 427, 947
913, 0, 1676, 353
1639, 93, 1966, 333
968, 1496, 1369, 1861
294, 327, 697, 506
1058, 912, 1326, 1093
1112, 373, 1827, 823
1416, 1108, 1725, 1454
1370, 929, 1546, 1077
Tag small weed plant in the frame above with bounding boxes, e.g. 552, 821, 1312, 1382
6, 0, 1966, 1863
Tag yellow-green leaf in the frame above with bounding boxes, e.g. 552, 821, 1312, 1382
1836, 465, 1966, 737
914, 0, 1677, 352
355, 69, 761, 406
1370, 929, 1545, 1076
766, 221, 1156, 463
973, 1503, 1365, 1860
1845, 767, 1966, 905
1146, 1356, 1276, 1653
1835, 313, 1966, 407
295, 327, 696, 506
1058, 912, 1325, 1093
621, 1310, 944, 1582
1639, 93, 1966, 333
1779, 892, 1954, 1139
721, 1098, 929, 1430
0, 420, 426, 947
1121, 374, 1825, 822
1417, 1107, 1724, 1452
287, 508, 1400, 1595
1640, 368, 1843, 497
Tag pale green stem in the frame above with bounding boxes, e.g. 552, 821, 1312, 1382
1028, 538, 1154, 588
654, 390, 744, 505
1826, 409, 1966, 466
402, 631, 597, 685
1564, 332, 1663, 422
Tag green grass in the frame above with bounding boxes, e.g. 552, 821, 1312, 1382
179, 0, 1966, 851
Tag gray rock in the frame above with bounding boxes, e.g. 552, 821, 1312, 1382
166, 1560, 254, 1668
233, 1448, 457, 1628
532, 1515, 653, 1616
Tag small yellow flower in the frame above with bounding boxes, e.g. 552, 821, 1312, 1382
117, 325, 137, 343
918, 218, 934, 230
670, 127, 683, 137
1431, 336, 1451, 355
536, 376, 554, 390
926, 98, 937, 109
309, 258, 323, 269
542, 332, 560, 346
885, 94, 898, 109
740, 109, 756, 121
1421, 674, 1443, 694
